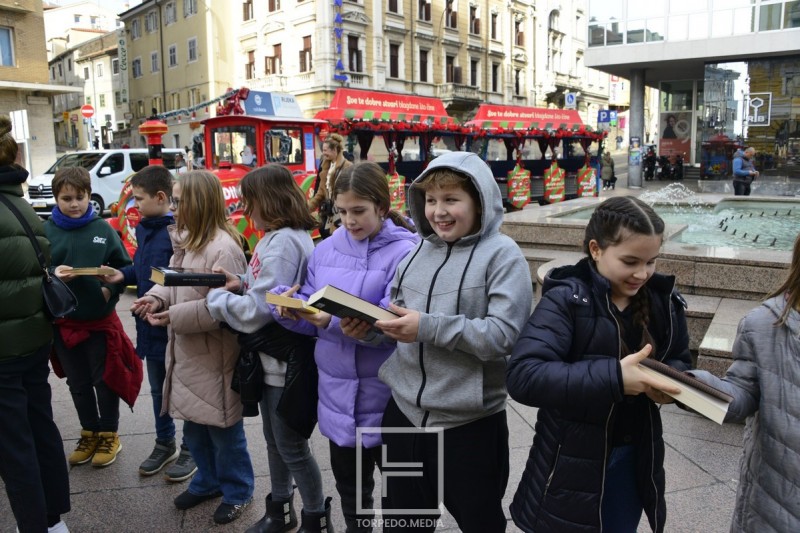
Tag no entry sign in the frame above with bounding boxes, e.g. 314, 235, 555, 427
80, 104, 95, 118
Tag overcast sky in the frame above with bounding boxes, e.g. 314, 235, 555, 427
48, 0, 143, 15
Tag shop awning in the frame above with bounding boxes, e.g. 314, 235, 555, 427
464, 104, 584, 131
315, 88, 457, 125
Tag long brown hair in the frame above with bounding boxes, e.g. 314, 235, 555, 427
239, 164, 316, 230
584, 196, 666, 355
174, 170, 239, 252
766, 233, 800, 326
0, 116, 17, 166
333, 162, 415, 233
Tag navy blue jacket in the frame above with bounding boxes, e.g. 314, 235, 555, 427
506, 258, 691, 532
120, 214, 174, 360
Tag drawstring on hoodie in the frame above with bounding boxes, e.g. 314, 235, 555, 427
455, 238, 481, 314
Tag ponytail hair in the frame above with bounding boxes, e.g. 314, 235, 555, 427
333, 162, 415, 233
324, 133, 345, 156
584, 196, 665, 355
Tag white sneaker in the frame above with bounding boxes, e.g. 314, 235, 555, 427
48, 521, 70, 533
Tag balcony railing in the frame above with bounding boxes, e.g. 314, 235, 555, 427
436, 84, 482, 101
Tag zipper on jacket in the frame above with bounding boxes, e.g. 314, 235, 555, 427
646, 405, 661, 531
659, 279, 678, 362
414, 245, 453, 425
543, 443, 562, 497
598, 406, 614, 532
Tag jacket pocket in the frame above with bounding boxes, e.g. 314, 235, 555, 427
543, 443, 562, 498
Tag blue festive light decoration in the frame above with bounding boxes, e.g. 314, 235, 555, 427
333, 0, 348, 83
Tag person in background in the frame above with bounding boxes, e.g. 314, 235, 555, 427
307, 133, 352, 239
99, 166, 197, 483
174, 153, 188, 175
0, 115, 71, 532
602, 150, 616, 191
662, 115, 678, 139
690, 233, 800, 533
732, 147, 758, 196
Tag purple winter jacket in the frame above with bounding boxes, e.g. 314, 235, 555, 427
271, 219, 419, 448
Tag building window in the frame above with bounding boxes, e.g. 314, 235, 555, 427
151, 51, 160, 72
152, 97, 162, 114
490, 12, 498, 39
99, 94, 106, 107
51, 66, 55, 79
96, 63, 103, 77
58, 63, 63, 77
470, 5, 480, 35
299, 35, 312, 72
515, 19, 525, 46
165, 2, 177, 24
419, 49, 428, 82
184, 0, 198, 17
131, 19, 141, 39
68, 58, 72, 71
115, 91, 122, 105
348, 35, 362, 72
388, 0, 398, 13
269, 0, 281, 12
491, 62, 499, 92
188, 38, 197, 62
84, 66, 90, 79
112, 58, 119, 74
445, 1, 458, 29
137, 100, 145, 117
389, 43, 399, 78
243, 0, 253, 20
145, 11, 158, 33
418, 0, 430, 21
74, 14, 81, 23
86, 96, 91, 105
171, 92, 180, 110
266, 43, 282, 75
470, 58, 478, 87
0, 27, 12, 67
246, 50, 255, 79
514, 68, 522, 95
132, 58, 142, 78
445, 55, 455, 83
168, 45, 177, 67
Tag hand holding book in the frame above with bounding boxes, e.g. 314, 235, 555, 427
373, 303, 420, 343
620, 345, 681, 397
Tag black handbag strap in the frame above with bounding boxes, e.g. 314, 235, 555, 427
0, 193, 49, 276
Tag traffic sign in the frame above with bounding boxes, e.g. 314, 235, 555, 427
80, 104, 95, 118
565, 92, 577, 109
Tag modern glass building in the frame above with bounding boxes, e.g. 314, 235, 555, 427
586, 0, 800, 182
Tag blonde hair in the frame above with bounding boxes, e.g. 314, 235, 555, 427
0, 116, 17, 166
324, 133, 344, 156
175, 170, 239, 252
767, 233, 800, 325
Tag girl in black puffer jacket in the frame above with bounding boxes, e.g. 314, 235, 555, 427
507, 196, 692, 533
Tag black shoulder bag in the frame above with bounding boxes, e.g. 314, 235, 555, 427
0, 194, 78, 318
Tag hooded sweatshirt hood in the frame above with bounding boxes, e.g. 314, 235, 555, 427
407, 151, 503, 243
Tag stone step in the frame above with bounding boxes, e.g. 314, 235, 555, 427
697, 298, 759, 376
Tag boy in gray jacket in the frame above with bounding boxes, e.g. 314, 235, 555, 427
373, 152, 533, 532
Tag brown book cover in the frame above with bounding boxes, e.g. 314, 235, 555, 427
638, 358, 733, 424
150, 267, 226, 287
307, 285, 398, 324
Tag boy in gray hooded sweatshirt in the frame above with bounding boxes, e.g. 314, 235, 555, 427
372, 151, 532, 532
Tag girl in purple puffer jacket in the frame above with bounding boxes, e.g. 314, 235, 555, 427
271, 162, 418, 532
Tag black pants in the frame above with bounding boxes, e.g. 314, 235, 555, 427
55, 330, 120, 432
733, 181, 751, 196
329, 440, 383, 533
0, 344, 70, 532
381, 398, 509, 533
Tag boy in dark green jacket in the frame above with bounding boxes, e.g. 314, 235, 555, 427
45, 167, 137, 469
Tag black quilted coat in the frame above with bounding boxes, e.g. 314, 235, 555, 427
506, 258, 692, 532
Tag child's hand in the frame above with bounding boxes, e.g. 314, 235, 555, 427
54, 265, 77, 282
299, 310, 331, 329
213, 266, 241, 293
132, 295, 161, 317
275, 284, 302, 321
99, 268, 124, 284
146, 310, 170, 326
340, 317, 372, 340
620, 344, 681, 397
374, 304, 419, 342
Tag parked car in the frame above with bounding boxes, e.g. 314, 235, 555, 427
26, 148, 185, 216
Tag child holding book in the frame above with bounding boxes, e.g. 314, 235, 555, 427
99, 165, 196, 481
506, 196, 691, 533
205, 164, 333, 533
366, 152, 533, 533
272, 161, 418, 532
132, 170, 253, 525
46, 167, 139, 468
690, 233, 800, 533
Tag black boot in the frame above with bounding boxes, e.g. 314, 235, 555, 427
297, 496, 335, 533
245, 492, 298, 533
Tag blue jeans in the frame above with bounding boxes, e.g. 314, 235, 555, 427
601, 445, 643, 532
145, 358, 176, 442
183, 419, 254, 505
261, 385, 324, 513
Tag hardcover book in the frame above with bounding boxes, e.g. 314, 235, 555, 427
150, 267, 226, 287
307, 285, 398, 324
638, 358, 733, 424
65, 266, 116, 276
266, 293, 320, 314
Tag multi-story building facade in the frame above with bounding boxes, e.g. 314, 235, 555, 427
1, 0, 81, 175
43, 1, 121, 60
119, 0, 236, 149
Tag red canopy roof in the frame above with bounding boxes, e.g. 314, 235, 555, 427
465, 104, 584, 131
315, 88, 457, 125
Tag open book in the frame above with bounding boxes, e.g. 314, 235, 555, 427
638, 358, 733, 424
150, 267, 226, 287
64, 266, 116, 276
266, 293, 320, 314
307, 285, 398, 324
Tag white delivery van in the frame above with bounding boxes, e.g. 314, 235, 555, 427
27, 148, 185, 216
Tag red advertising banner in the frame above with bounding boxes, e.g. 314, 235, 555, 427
543, 161, 566, 203
576, 165, 596, 197
315, 88, 454, 125
465, 104, 584, 130
506, 165, 531, 209
387, 172, 406, 213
